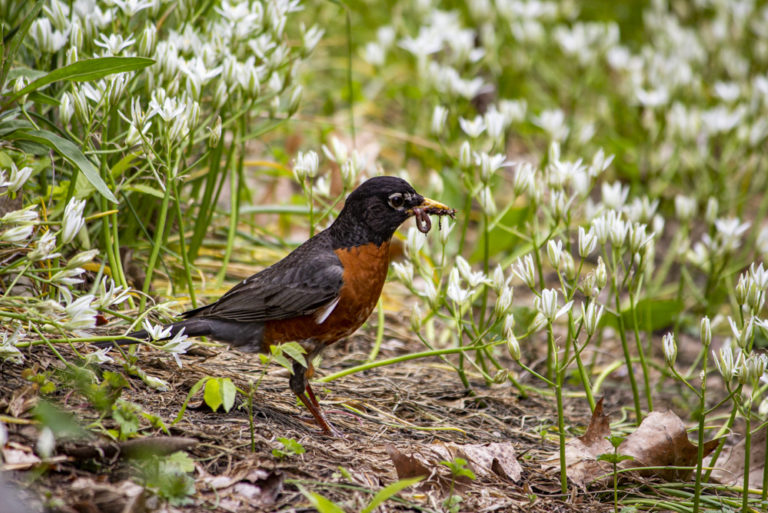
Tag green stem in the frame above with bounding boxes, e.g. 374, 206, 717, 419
550, 323, 567, 495
140, 163, 173, 311
692, 347, 709, 513
317, 340, 505, 383
171, 179, 196, 307
629, 291, 653, 412
216, 120, 245, 285
612, 250, 642, 424
742, 413, 751, 513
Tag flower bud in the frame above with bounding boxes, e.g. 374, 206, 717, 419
493, 369, 509, 384
700, 316, 711, 347
431, 105, 448, 135
595, 257, 607, 289
459, 141, 472, 169
663, 332, 677, 367
209, 116, 222, 148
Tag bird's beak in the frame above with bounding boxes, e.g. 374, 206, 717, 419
409, 197, 455, 216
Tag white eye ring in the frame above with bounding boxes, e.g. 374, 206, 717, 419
388, 193, 405, 209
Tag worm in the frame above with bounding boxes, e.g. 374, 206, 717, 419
414, 207, 432, 233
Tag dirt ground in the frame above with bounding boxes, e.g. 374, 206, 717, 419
0, 309, 623, 513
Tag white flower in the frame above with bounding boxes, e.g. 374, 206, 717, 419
499, 99, 527, 124
477, 186, 496, 216
160, 329, 192, 368
67, 249, 99, 269
459, 141, 472, 169
4, 163, 34, 193
663, 332, 677, 366
111, 0, 154, 16
535, 288, 572, 322
0, 328, 24, 364
475, 152, 510, 182
601, 181, 629, 210
582, 301, 604, 336
61, 198, 86, 244
713, 344, 739, 383
2, 205, 38, 224
714, 82, 740, 103
301, 23, 324, 53
533, 109, 568, 141
84, 348, 113, 366
28, 231, 60, 262
674, 195, 696, 222
322, 136, 348, 164
293, 150, 319, 182
455, 256, 488, 288
495, 285, 514, 316
96, 278, 131, 309
94, 33, 135, 55
64, 294, 96, 330
458, 116, 486, 138
578, 226, 597, 257
52, 267, 84, 286
431, 105, 448, 135
362, 42, 385, 66
0, 225, 34, 243
513, 162, 537, 197
512, 254, 536, 289
547, 239, 563, 270
447, 268, 471, 305
484, 106, 506, 141
420, 279, 438, 304
715, 217, 750, 252
405, 226, 426, 259
391, 261, 414, 286
636, 87, 669, 107
142, 320, 172, 341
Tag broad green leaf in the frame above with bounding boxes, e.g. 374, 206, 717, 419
7, 128, 117, 203
361, 476, 423, 513
220, 377, 236, 412
602, 299, 683, 332
279, 341, 307, 368
10, 57, 155, 100
167, 451, 196, 473
110, 152, 139, 179
0, 119, 32, 138
204, 378, 223, 412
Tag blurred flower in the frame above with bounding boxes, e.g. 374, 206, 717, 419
160, 329, 192, 368
0, 225, 34, 243
447, 268, 471, 305
459, 115, 486, 138
512, 254, 536, 289
64, 294, 97, 330
674, 195, 696, 222
84, 348, 113, 366
578, 226, 597, 257
28, 231, 60, 262
392, 261, 414, 287
663, 332, 677, 366
293, 150, 319, 182
582, 301, 604, 336
37, 427, 55, 459
535, 288, 572, 322
533, 109, 568, 141
52, 268, 84, 286
431, 105, 448, 135
61, 198, 86, 244
142, 319, 172, 341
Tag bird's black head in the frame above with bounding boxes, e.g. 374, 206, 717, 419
329, 176, 452, 247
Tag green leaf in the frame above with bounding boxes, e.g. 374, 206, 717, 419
204, 378, 223, 412
1, 1, 44, 90
33, 400, 87, 439
9, 57, 155, 101
278, 341, 307, 368
6, 128, 117, 203
123, 183, 165, 199
220, 377, 236, 412
173, 376, 208, 424
166, 451, 196, 473
298, 488, 345, 513
602, 298, 683, 332
361, 476, 423, 513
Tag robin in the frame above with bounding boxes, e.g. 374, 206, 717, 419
105, 176, 454, 436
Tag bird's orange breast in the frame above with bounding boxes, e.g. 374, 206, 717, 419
263, 242, 391, 353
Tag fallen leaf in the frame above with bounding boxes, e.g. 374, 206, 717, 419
386, 441, 522, 496
548, 399, 719, 487
707, 427, 765, 489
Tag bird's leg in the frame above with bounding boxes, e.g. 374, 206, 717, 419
289, 360, 341, 436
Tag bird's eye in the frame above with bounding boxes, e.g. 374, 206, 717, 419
388, 193, 405, 209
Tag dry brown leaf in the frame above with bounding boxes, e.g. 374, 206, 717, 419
386, 440, 522, 495
707, 427, 765, 489
618, 410, 720, 481
547, 399, 719, 487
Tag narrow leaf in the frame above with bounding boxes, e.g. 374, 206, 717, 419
361, 476, 423, 513
10, 57, 155, 100
7, 128, 117, 203
173, 377, 208, 424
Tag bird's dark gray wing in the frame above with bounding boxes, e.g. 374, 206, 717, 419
182, 246, 344, 323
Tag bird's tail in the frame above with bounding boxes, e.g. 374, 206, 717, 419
94, 317, 265, 352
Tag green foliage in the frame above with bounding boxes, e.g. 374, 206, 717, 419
203, 377, 237, 413
135, 451, 196, 506
272, 437, 305, 460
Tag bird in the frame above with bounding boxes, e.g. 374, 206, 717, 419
104, 176, 454, 436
